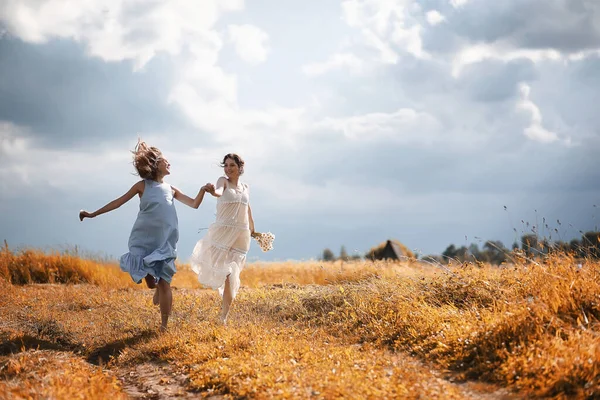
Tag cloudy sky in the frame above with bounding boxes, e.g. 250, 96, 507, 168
1, 0, 599, 263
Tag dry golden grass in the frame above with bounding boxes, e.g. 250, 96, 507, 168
0, 349, 127, 400
1, 247, 599, 399
0, 244, 135, 288
239, 259, 432, 288
0, 245, 431, 288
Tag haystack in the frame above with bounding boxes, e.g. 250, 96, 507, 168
367, 239, 415, 260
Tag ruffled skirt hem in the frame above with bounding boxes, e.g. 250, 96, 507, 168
120, 245, 177, 284
190, 239, 247, 299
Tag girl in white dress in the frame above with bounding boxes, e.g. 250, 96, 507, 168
190, 154, 255, 324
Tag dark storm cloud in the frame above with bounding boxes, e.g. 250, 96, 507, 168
423, 0, 600, 54
0, 37, 193, 148
381, 55, 536, 106
456, 59, 538, 103
534, 54, 600, 138
271, 122, 595, 199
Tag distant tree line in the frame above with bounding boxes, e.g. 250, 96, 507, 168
319, 231, 600, 264
321, 246, 361, 262
437, 231, 600, 265
519, 231, 600, 259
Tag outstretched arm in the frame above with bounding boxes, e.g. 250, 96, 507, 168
172, 185, 209, 209
79, 180, 144, 221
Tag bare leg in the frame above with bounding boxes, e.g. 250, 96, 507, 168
220, 275, 233, 325
152, 288, 160, 306
144, 275, 160, 305
144, 274, 157, 289
220, 234, 248, 324
157, 279, 172, 332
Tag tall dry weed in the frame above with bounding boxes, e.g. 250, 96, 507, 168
0, 245, 135, 287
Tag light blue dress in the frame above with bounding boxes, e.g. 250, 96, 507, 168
119, 179, 179, 284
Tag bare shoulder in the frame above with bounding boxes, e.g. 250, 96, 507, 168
133, 180, 145, 193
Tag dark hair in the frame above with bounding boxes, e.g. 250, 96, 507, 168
132, 139, 162, 180
220, 153, 245, 175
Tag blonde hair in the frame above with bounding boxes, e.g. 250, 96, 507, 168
132, 139, 162, 180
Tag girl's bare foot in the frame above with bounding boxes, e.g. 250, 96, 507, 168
152, 289, 159, 305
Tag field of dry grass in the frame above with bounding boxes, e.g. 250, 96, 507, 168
1, 245, 598, 399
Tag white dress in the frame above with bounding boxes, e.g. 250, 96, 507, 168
190, 179, 251, 299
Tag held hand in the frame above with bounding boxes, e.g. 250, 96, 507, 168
79, 210, 94, 221
204, 183, 216, 195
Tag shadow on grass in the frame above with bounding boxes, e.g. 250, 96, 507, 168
86, 329, 158, 365
0, 335, 82, 356
0, 329, 158, 367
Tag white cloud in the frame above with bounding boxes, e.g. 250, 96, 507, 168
302, 53, 364, 76
0, 122, 30, 156
0, 0, 245, 69
341, 0, 428, 62
316, 108, 441, 144
331, 0, 600, 80
170, 57, 238, 106
0, 121, 136, 196
450, 0, 469, 8
452, 45, 600, 79
0, 122, 33, 192
0, 0, 275, 153
360, 28, 399, 63
451, 43, 564, 78
227, 24, 270, 64
166, 80, 312, 154
516, 83, 561, 144
391, 21, 428, 59
426, 10, 445, 26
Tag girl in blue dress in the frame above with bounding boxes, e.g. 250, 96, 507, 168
79, 140, 210, 331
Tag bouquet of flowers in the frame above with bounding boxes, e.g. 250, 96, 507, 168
251, 231, 275, 252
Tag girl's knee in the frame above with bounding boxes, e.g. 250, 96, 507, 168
144, 275, 157, 288
157, 279, 171, 290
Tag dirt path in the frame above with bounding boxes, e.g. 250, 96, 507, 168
115, 363, 200, 399
113, 355, 519, 400
0, 333, 520, 399
384, 352, 519, 400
